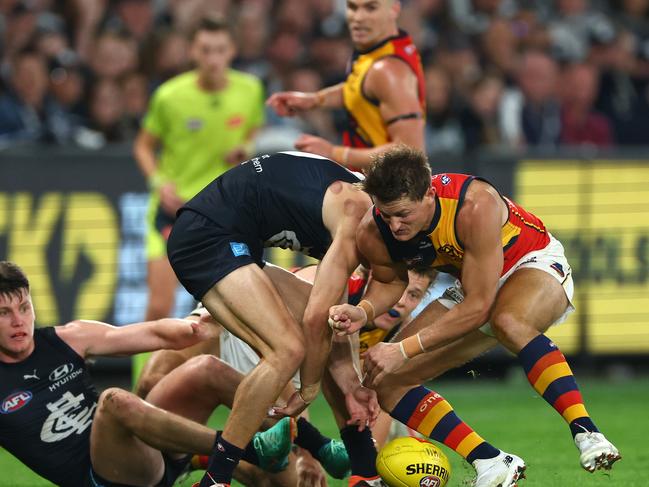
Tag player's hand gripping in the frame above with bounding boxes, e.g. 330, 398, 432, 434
270, 390, 311, 418
345, 385, 380, 431
328, 303, 367, 336
266, 91, 320, 116
362, 342, 407, 387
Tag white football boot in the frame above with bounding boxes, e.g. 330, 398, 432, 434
574, 431, 621, 472
472, 451, 527, 487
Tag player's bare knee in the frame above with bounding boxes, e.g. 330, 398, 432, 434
490, 311, 526, 349
97, 388, 145, 426
267, 335, 305, 375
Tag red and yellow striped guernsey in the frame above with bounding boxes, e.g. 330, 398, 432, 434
342, 30, 425, 149
373, 173, 551, 278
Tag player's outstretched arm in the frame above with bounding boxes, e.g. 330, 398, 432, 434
57, 318, 216, 359
266, 83, 343, 116
325, 58, 425, 171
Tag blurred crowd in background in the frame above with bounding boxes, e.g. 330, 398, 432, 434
2, 0, 649, 154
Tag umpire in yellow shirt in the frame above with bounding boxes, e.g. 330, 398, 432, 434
134, 15, 265, 321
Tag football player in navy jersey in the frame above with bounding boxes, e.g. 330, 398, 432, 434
0, 261, 295, 487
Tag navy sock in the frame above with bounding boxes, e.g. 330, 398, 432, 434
199, 432, 244, 486
294, 417, 331, 461
340, 425, 377, 477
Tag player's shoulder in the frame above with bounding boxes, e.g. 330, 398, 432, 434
369, 55, 416, 79
154, 71, 198, 98
227, 68, 264, 90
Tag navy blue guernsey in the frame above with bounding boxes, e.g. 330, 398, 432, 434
372, 205, 450, 274
0, 327, 98, 486
183, 151, 361, 260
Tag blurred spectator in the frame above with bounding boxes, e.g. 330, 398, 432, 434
121, 71, 149, 131
423, 65, 464, 155
68, 0, 108, 62
1, 0, 647, 151
84, 78, 130, 145
480, 18, 519, 82
450, 0, 519, 36
232, 2, 271, 81
145, 29, 190, 88
547, 0, 616, 62
595, 28, 649, 143
501, 50, 561, 148
460, 72, 506, 152
107, 0, 155, 42
0, 49, 77, 146
560, 62, 613, 147
433, 30, 481, 97
1, 2, 39, 66
48, 56, 87, 122
89, 30, 139, 80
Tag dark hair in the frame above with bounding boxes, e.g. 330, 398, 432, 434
190, 14, 233, 41
409, 266, 436, 284
362, 145, 432, 202
0, 261, 30, 301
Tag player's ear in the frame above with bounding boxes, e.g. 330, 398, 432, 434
390, 0, 401, 20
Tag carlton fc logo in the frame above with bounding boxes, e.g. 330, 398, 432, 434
1, 391, 33, 414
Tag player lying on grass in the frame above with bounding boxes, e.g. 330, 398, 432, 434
0, 261, 295, 487
329, 145, 621, 487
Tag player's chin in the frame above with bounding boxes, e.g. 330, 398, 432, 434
392, 231, 413, 241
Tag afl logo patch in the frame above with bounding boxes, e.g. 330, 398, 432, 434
1, 391, 33, 414
440, 175, 451, 185
186, 118, 203, 131
420, 477, 441, 487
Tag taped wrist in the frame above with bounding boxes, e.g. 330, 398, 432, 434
399, 333, 425, 359
357, 299, 375, 324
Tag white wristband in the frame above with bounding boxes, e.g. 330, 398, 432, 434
399, 341, 409, 360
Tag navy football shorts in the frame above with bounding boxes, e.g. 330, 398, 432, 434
167, 209, 265, 300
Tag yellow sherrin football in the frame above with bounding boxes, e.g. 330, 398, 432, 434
376, 436, 451, 487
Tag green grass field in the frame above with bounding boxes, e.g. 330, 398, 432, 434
3, 376, 646, 486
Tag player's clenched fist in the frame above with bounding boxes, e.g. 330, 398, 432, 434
328, 303, 367, 336
362, 342, 407, 387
